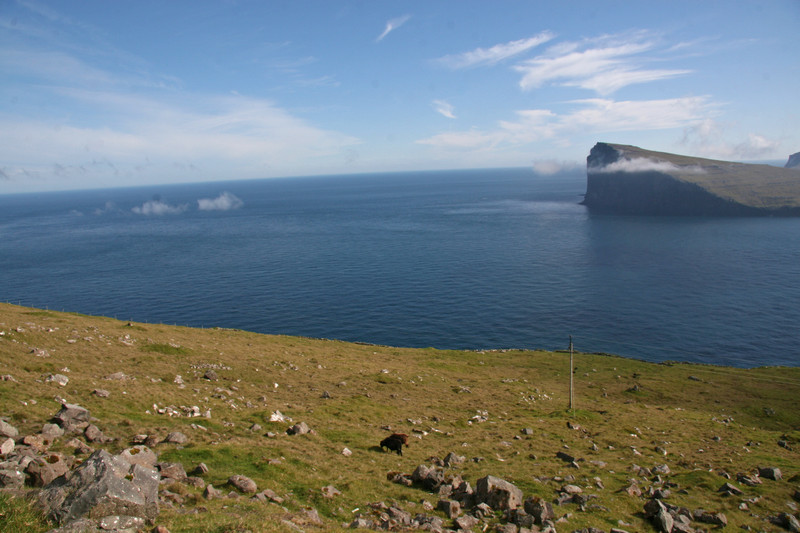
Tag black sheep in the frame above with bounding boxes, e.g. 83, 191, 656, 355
380, 433, 409, 456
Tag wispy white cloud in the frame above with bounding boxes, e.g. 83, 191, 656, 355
132, 199, 188, 215
436, 32, 555, 69
0, 84, 361, 188
376, 15, 411, 42
513, 32, 691, 95
432, 99, 456, 119
532, 159, 582, 175
198, 192, 244, 211
680, 119, 780, 160
418, 96, 714, 151
590, 158, 705, 174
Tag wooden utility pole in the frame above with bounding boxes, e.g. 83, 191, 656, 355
569, 335, 574, 410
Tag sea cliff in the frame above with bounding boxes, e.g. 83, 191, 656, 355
582, 142, 800, 216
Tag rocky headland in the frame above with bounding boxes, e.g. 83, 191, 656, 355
582, 143, 800, 216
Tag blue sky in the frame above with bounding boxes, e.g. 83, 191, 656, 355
1, 0, 798, 193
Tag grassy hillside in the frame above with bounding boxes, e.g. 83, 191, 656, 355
1, 303, 799, 532
602, 143, 800, 209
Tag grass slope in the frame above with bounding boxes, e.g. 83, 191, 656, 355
1, 303, 799, 532
603, 143, 800, 209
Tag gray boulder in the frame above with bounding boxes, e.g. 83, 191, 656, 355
0, 419, 19, 439
157, 462, 187, 482
524, 496, 555, 525
758, 466, 782, 480
475, 475, 523, 510
286, 422, 311, 435
162, 431, 188, 445
1, 437, 14, 456
228, 474, 257, 494
52, 404, 90, 433
119, 446, 157, 469
0, 466, 25, 489
411, 464, 445, 491
37, 449, 159, 526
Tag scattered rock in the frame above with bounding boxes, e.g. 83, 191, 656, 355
92, 389, 110, 398
556, 451, 577, 465
0, 467, 25, 490
717, 483, 742, 496
0, 419, 19, 439
52, 403, 90, 433
203, 484, 222, 500
255, 488, 284, 504
157, 462, 187, 482
36, 449, 159, 527
737, 472, 762, 486
524, 496, 555, 525
437, 499, 461, 518
83, 424, 107, 443
1, 437, 14, 456
286, 422, 311, 435
758, 466, 782, 480
412, 464, 445, 491
443, 452, 465, 467
42, 423, 65, 438
321, 485, 341, 498
120, 446, 158, 468
694, 510, 728, 527
162, 431, 188, 445
190, 463, 209, 476
46, 373, 70, 386
475, 475, 523, 511
770, 512, 800, 532
228, 474, 257, 494
203, 370, 218, 381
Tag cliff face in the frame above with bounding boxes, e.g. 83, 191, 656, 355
583, 143, 800, 216
786, 152, 800, 169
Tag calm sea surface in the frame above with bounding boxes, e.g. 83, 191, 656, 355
1, 168, 799, 368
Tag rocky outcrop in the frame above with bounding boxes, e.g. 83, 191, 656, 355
583, 142, 800, 216
786, 152, 800, 169
37, 449, 160, 526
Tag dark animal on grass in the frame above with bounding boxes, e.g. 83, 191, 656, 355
380, 433, 409, 456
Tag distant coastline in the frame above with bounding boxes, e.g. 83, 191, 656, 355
583, 142, 800, 216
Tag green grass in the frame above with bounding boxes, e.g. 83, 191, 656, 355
0, 494, 51, 533
1, 302, 799, 532
141, 342, 192, 355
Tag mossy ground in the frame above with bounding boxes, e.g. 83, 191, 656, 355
0, 303, 798, 532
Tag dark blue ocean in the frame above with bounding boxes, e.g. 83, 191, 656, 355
2, 168, 799, 368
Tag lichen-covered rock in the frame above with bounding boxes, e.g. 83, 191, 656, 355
119, 446, 157, 469
25, 453, 69, 486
